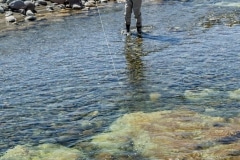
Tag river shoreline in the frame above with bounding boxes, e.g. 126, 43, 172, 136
0, 0, 118, 35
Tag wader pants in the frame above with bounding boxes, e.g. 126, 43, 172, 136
124, 0, 142, 28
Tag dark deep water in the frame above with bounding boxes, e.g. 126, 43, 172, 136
1, 0, 240, 159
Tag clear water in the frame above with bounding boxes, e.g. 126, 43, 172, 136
1, 0, 240, 158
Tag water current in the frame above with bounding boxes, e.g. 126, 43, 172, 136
1, 0, 240, 159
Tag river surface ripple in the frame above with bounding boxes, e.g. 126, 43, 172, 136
0, 0, 240, 156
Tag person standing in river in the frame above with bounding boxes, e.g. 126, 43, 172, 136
124, 0, 142, 37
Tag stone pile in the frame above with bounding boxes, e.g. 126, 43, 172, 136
0, 0, 108, 25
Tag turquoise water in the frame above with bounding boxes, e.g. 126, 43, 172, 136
1, 0, 240, 158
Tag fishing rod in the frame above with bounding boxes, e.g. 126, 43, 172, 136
95, 1, 120, 79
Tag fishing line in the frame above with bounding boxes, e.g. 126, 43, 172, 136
95, 2, 120, 81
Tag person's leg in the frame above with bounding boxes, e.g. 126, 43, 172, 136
125, 0, 133, 34
132, 0, 142, 35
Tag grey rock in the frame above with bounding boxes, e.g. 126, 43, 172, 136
24, 1, 36, 13
101, 0, 107, 3
0, 6, 4, 13
5, 15, 16, 22
0, 0, 7, 3
9, 0, 26, 10
37, 0, 47, 6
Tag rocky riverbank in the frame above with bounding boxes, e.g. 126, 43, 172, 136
0, 0, 119, 34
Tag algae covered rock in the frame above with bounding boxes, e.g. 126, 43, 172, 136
91, 110, 240, 159
0, 143, 86, 160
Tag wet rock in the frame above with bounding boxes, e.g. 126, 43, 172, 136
9, 0, 26, 10
5, 15, 16, 22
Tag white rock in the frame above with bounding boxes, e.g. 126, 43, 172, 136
84, 1, 95, 7
72, 4, 82, 9
5, 15, 16, 22
26, 9, 34, 16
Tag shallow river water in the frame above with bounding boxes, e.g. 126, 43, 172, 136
1, 0, 240, 159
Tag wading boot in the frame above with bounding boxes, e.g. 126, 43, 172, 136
137, 26, 142, 38
126, 24, 130, 36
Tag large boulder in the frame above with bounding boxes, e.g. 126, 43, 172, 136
8, 0, 26, 10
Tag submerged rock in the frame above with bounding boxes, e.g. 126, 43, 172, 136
184, 88, 215, 101
0, 143, 86, 160
91, 110, 240, 159
228, 89, 240, 100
